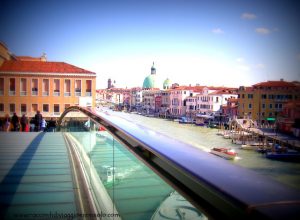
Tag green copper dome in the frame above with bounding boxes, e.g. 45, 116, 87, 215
143, 74, 156, 89
163, 78, 171, 89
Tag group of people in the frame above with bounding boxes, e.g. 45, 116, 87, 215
0, 110, 57, 132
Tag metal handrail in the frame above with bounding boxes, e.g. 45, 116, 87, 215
58, 106, 300, 219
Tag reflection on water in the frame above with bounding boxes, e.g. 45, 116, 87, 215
110, 110, 300, 190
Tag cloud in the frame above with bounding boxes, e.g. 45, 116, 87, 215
255, 27, 271, 35
212, 28, 224, 34
241, 13, 257, 20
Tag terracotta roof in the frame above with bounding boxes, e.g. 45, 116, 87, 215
253, 80, 297, 87
0, 60, 95, 74
17, 56, 44, 62
209, 89, 237, 95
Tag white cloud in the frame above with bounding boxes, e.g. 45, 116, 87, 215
212, 28, 224, 34
241, 13, 257, 20
255, 27, 271, 35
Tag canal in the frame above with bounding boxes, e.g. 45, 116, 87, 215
106, 110, 300, 191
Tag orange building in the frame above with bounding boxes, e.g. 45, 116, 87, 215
0, 46, 96, 119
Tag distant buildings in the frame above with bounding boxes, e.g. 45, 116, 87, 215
0, 43, 96, 118
96, 63, 300, 137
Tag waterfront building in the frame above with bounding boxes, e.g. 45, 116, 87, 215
0, 44, 96, 118
169, 86, 195, 117
160, 90, 171, 117
221, 98, 238, 120
130, 87, 143, 111
142, 89, 161, 114
277, 100, 300, 136
196, 87, 217, 115
208, 89, 238, 115
237, 80, 300, 125
185, 95, 198, 120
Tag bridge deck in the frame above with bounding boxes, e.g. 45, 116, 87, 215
0, 132, 77, 219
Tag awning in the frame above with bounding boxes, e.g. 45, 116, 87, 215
266, 117, 276, 121
196, 114, 214, 119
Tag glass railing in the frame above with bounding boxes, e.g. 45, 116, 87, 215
59, 110, 207, 220
58, 106, 300, 220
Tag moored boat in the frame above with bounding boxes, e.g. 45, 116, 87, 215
210, 147, 238, 160
265, 150, 300, 162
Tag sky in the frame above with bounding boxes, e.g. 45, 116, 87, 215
0, 0, 299, 89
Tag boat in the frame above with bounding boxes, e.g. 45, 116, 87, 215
178, 117, 193, 124
195, 114, 214, 126
210, 147, 238, 160
265, 150, 300, 162
151, 191, 207, 220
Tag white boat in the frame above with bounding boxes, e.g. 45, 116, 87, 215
240, 144, 259, 150
210, 147, 238, 160
151, 191, 207, 220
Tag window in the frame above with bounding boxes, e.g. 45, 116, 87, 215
242, 94, 245, 99
269, 112, 273, 117
247, 94, 253, 99
64, 79, 71, 96
54, 104, 60, 115
75, 80, 81, 96
9, 103, 15, 113
0, 103, 4, 112
20, 78, 27, 96
21, 104, 26, 113
261, 94, 267, 99
0, 78, 4, 95
9, 78, 15, 95
248, 103, 252, 109
262, 103, 265, 109
43, 79, 49, 96
43, 104, 49, 112
216, 97, 219, 103
31, 79, 38, 96
54, 79, 60, 96
85, 80, 92, 96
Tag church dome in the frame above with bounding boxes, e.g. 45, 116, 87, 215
163, 78, 171, 89
143, 74, 156, 89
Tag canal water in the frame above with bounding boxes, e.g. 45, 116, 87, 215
109, 110, 300, 191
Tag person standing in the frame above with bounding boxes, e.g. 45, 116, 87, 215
41, 118, 47, 132
47, 118, 57, 132
11, 113, 19, 131
4, 114, 11, 132
20, 114, 28, 132
34, 110, 43, 131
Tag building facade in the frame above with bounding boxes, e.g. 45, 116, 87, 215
237, 80, 300, 124
0, 55, 96, 118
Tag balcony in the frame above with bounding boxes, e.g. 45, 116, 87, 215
53, 91, 60, 96
31, 91, 38, 96
85, 91, 92, 97
20, 91, 27, 96
9, 90, 15, 96
75, 90, 81, 96
64, 92, 71, 97
43, 91, 49, 96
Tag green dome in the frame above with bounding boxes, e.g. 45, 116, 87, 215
143, 74, 156, 89
163, 78, 171, 89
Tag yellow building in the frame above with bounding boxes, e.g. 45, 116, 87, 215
0, 45, 96, 119
237, 80, 300, 124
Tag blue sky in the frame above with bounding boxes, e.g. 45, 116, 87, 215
0, 0, 299, 89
